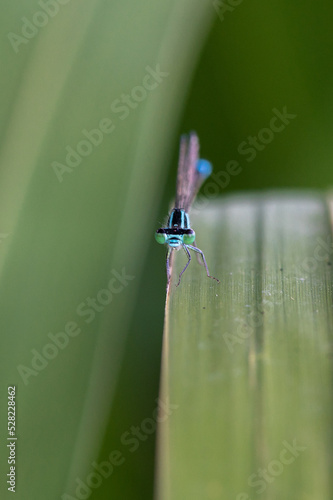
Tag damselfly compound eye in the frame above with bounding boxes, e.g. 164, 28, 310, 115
155, 231, 167, 244
183, 230, 195, 245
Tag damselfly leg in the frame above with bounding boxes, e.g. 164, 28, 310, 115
187, 245, 220, 283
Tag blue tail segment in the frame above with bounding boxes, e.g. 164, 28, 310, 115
196, 159, 212, 179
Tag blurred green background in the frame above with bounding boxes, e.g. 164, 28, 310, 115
0, 1, 333, 499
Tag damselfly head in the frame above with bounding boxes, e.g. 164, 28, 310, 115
155, 227, 195, 248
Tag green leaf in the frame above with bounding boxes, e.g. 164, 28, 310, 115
156, 192, 333, 499
0, 1, 216, 499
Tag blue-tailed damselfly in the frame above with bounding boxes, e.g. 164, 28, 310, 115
155, 132, 220, 287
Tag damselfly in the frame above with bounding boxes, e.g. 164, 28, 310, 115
155, 132, 220, 287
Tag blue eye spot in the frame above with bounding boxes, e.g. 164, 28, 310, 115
196, 159, 212, 178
